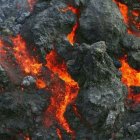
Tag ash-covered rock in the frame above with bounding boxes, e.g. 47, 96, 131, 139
122, 34, 140, 51
21, 0, 77, 57
0, 65, 9, 89
128, 51, 140, 70
22, 76, 36, 87
64, 41, 126, 139
118, 104, 140, 140
0, 91, 49, 139
77, 0, 126, 55
0, 0, 31, 35
122, 34, 140, 70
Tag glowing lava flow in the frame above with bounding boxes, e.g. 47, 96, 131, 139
27, 0, 37, 11
11, 35, 42, 75
119, 57, 140, 102
62, 6, 80, 45
45, 50, 79, 136
44, 6, 80, 139
113, 0, 140, 36
113, 0, 140, 103
56, 128, 63, 140
11, 35, 46, 89
113, 0, 128, 24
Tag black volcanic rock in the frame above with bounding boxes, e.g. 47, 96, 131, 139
0, 0, 30, 35
21, 0, 77, 58
128, 51, 140, 70
65, 41, 126, 139
0, 65, 9, 89
0, 91, 49, 139
77, 0, 126, 55
122, 34, 140, 51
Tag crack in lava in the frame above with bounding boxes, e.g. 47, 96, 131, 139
114, 0, 140, 102
119, 57, 140, 102
0, 3, 80, 139
62, 6, 80, 45
45, 50, 79, 137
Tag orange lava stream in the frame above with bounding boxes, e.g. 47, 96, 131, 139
11, 35, 42, 75
56, 128, 63, 140
119, 57, 140, 87
62, 6, 79, 45
113, 0, 128, 24
113, 0, 140, 35
114, 0, 140, 102
27, 0, 37, 11
119, 57, 140, 102
11, 35, 46, 89
45, 50, 79, 136
67, 22, 79, 45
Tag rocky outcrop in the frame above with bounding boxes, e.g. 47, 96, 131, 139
77, 0, 126, 55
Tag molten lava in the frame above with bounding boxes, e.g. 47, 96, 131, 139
114, 0, 140, 36
67, 22, 79, 45
114, 0, 140, 102
113, 0, 128, 24
0, 3, 80, 139
62, 6, 80, 45
45, 50, 79, 136
119, 57, 140, 102
11, 35, 42, 75
119, 57, 140, 87
56, 128, 63, 140
27, 0, 37, 11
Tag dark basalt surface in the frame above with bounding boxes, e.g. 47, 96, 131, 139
77, 0, 126, 56
0, 0, 140, 140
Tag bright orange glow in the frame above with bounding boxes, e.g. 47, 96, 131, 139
11, 35, 42, 75
61, 6, 79, 15
62, 6, 79, 45
36, 79, 46, 89
119, 57, 140, 102
113, 0, 140, 36
113, 0, 128, 24
27, 0, 37, 11
119, 57, 140, 87
67, 22, 79, 45
56, 128, 63, 140
45, 50, 79, 136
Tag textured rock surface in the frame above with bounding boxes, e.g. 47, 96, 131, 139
65, 41, 126, 139
128, 51, 140, 70
0, 0, 30, 35
21, 0, 77, 58
122, 34, 140, 70
122, 34, 140, 51
0, 65, 9, 89
0, 91, 50, 139
77, 0, 126, 55
0, 0, 139, 139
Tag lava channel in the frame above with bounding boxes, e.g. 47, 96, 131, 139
45, 50, 79, 137
113, 0, 140, 103
119, 57, 140, 102
114, 0, 140, 36
62, 6, 80, 45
